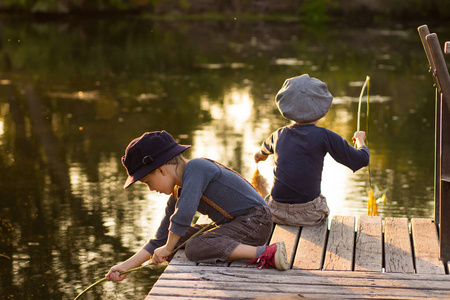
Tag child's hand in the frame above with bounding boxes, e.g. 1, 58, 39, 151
254, 152, 268, 163
152, 246, 172, 264
106, 264, 129, 282
352, 131, 366, 148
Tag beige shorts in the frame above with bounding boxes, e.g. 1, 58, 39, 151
266, 194, 330, 226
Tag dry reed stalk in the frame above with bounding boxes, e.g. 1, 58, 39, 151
250, 165, 270, 199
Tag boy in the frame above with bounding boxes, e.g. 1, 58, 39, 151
107, 131, 288, 282
254, 74, 370, 226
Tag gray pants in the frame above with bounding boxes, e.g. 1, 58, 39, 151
267, 194, 330, 226
179, 205, 272, 264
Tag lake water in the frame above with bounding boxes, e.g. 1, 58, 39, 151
0, 15, 448, 299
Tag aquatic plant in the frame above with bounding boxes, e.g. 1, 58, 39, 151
250, 164, 270, 199
357, 76, 387, 216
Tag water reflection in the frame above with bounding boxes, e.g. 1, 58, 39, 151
0, 16, 447, 299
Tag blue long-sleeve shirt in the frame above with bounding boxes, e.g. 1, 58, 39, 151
260, 124, 370, 204
143, 158, 266, 254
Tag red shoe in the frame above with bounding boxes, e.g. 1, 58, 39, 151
247, 241, 289, 271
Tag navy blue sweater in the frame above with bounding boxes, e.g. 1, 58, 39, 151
261, 124, 370, 204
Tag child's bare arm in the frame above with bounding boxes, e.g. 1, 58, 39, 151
153, 231, 181, 264
106, 248, 152, 281
352, 131, 366, 149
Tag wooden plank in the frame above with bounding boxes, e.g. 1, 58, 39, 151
150, 278, 450, 297
148, 282, 450, 299
169, 249, 196, 266
293, 220, 327, 270
384, 217, 415, 273
384, 218, 414, 273
155, 264, 450, 285
411, 218, 446, 274
148, 265, 450, 299
323, 215, 355, 271
354, 216, 383, 272
155, 265, 450, 283
198, 261, 229, 267
269, 224, 300, 267
384, 218, 415, 273
228, 259, 253, 268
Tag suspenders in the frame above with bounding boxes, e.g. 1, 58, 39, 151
173, 185, 234, 221
172, 158, 260, 221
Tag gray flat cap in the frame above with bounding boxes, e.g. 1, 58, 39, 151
275, 74, 333, 123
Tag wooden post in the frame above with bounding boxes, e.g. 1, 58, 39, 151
418, 25, 440, 225
418, 25, 450, 263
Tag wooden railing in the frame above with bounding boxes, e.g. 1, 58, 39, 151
418, 25, 450, 263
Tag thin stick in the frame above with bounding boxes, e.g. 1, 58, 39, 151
73, 264, 159, 300
171, 221, 216, 254
357, 76, 370, 132
73, 221, 216, 300
365, 77, 371, 188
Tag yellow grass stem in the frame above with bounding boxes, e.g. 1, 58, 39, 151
171, 221, 216, 254
73, 263, 164, 300
357, 76, 370, 132
356, 76, 386, 216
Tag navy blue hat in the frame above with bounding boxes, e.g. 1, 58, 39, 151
275, 74, 333, 123
121, 131, 191, 189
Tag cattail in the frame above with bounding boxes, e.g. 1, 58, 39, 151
251, 165, 270, 199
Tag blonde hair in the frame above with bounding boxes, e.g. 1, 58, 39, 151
166, 154, 186, 165
165, 154, 187, 178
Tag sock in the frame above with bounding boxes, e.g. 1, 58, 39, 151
256, 245, 267, 257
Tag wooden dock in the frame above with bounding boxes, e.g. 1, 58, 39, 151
147, 216, 450, 299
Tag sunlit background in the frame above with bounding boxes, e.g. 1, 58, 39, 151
0, 10, 448, 299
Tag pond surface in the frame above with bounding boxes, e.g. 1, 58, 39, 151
0, 15, 448, 299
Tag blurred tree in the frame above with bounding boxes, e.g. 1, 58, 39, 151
0, 0, 448, 18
